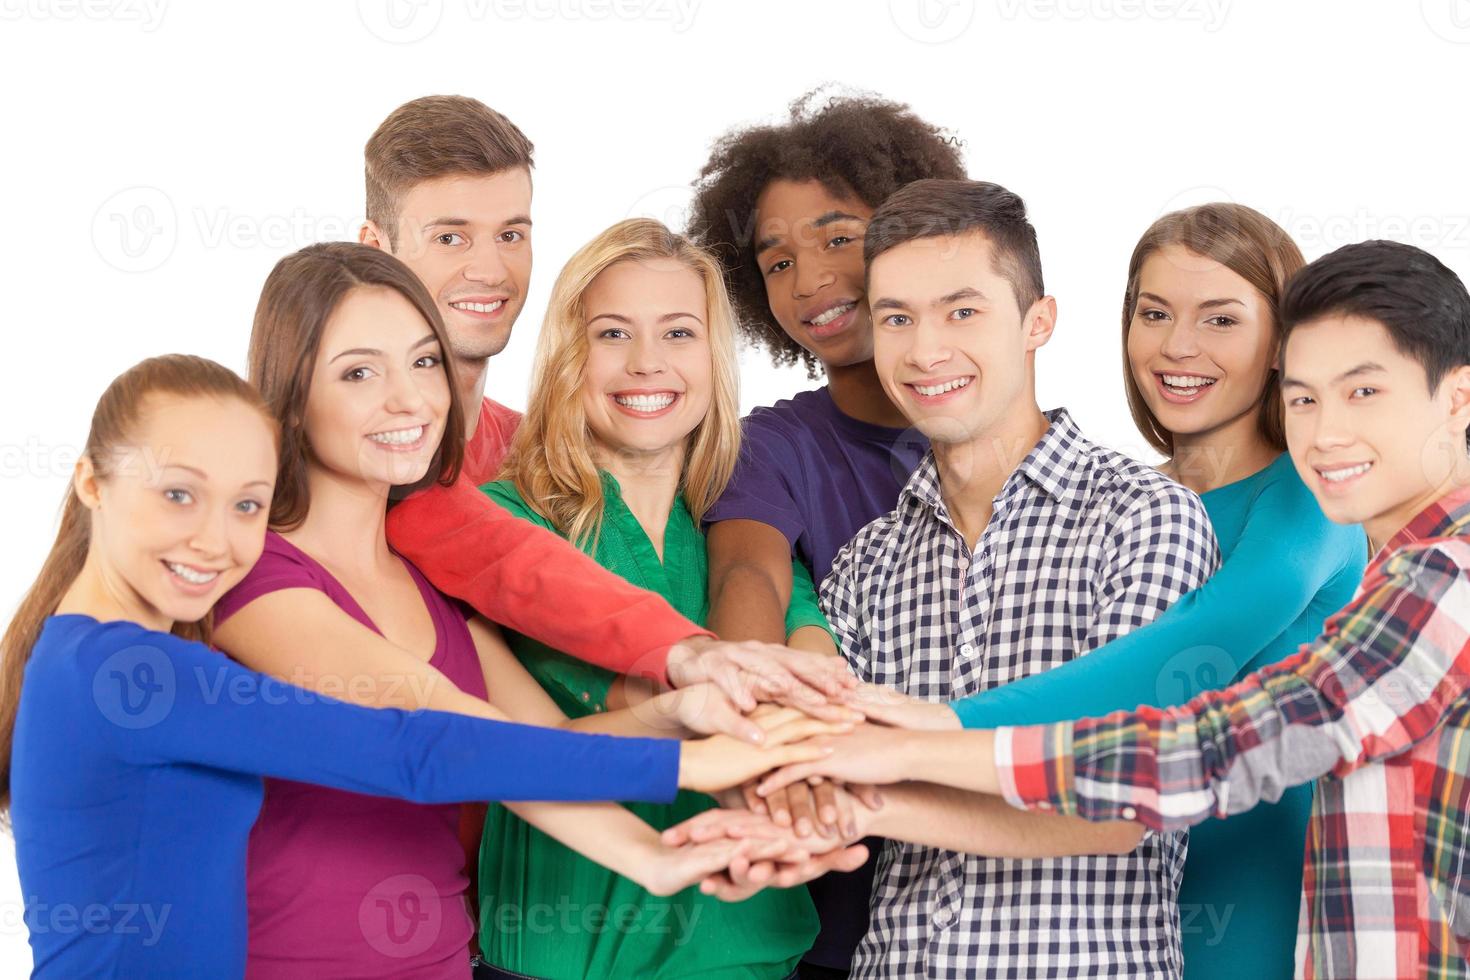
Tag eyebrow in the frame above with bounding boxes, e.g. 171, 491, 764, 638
420, 215, 532, 231
162, 464, 272, 490
1281, 361, 1388, 389
587, 311, 705, 326
1137, 292, 1245, 311
328, 333, 439, 364
871, 286, 988, 313
755, 209, 865, 254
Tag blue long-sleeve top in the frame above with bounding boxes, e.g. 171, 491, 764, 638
950, 452, 1366, 728
9, 614, 680, 979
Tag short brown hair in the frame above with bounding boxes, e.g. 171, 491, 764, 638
864, 179, 1044, 314
1122, 204, 1304, 457
364, 95, 534, 248
248, 242, 466, 530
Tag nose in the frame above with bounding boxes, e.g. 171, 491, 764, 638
792, 254, 835, 301
626, 333, 668, 377
461, 239, 511, 286
383, 362, 431, 416
904, 317, 951, 373
187, 505, 230, 560
1158, 321, 1202, 361
1310, 396, 1355, 451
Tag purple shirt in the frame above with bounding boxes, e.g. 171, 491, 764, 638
703, 385, 927, 969
705, 386, 928, 584
214, 531, 485, 979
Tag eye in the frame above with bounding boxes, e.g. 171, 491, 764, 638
1205, 315, 1238, 328
881, 314, 912, 328
1351, 386, 1377, 399
666, 327, 696, 340
436, 232, 466, 247
598, 327, 630, 340
498, 229, 525, 244
236, 499, 264, 515
950, 308, 977, 321
413, 354, 442, 369
765, 258, 792, 276
1287, 395, 1315, 408
1139, 309, 1168, 323
164, 488, 193, 505
342, 365, 376, 382
826, 235, 854, 249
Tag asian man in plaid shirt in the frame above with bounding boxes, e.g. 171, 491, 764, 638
759, 239, 1470, 978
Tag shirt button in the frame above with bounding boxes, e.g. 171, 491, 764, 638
933, 907, 954, 928
958, 643, 976, 659
1036, 800, 1052, 810
581, 692, 591, 702
1121, 806, 1137, 821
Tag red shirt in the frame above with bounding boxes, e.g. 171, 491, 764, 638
385, 397, 712, 684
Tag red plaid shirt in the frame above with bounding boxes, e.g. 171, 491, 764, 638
994, 485, 1470, 979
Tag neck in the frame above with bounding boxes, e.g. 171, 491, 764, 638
597, 441, 684, 558
56, 552, 171, 633
457, 354, 490, 440
1365, 467, 1470, 555
1166, 410, 1279, 495
932, 403, 1051, 551
826, 358, 909, 428
283, 463, 394, 576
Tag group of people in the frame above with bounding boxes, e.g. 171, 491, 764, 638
2, 88, 1467, 980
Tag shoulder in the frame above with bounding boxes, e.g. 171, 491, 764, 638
480, 479, 552, 529
824, 505, 907, 590
1082, 440, 1210, 530
214, 532, 328, 623
1378, 537, 1470, 596
740, 389, 828, 443
29, 616, 206, 688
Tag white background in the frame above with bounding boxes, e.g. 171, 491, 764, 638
2, 0, 1469, 969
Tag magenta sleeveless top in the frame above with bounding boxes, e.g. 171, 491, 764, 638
214, 531, 485, 979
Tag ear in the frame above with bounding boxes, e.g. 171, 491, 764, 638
359, 220, 387, 250
72, 455, 102, 510
1024, 295, 1058, 353
1444, 363, 1470, 446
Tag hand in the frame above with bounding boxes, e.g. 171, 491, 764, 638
668, 782, 882, 850
851, 683, 962, 731
698, 843, 872, 902
678, 710, 853, 794
639, 834, 811, 897
755, 723, 920, 798
665, 636, 860, 725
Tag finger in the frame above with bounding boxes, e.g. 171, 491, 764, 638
700, 695, 766, 745
741, 779, 767, 815
770, 691, 867, 724
711, 662, 758, 714
756, 761, 824, 798
849, 783, 885, 812
816, 781, 847, 838
788, 780, 817, 838
766, 784, 793, 828
761, 717, 852, 747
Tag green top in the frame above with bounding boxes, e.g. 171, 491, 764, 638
951, 452, 1368, 980
476, 472, 825, 979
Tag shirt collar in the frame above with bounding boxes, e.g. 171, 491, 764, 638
900, 408, 1090, 518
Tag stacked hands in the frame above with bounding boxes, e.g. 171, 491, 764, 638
638, 639, 952, 901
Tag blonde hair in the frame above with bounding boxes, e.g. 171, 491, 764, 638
498, 218, 742, 551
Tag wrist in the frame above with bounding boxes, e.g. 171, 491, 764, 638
665, 635, 712, 688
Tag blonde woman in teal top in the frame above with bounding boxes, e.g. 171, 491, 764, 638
874, 205, 1367, 978
474, 219, 835, 979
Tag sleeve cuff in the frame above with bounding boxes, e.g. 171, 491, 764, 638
993, 724, 1077, 815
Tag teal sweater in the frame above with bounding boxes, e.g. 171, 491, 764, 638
952, 453, 1366, 979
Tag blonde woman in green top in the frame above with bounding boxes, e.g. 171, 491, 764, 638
475, 218, 842, 980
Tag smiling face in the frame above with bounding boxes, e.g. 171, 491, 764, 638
376, 169, 533, 362
869, 231, 1053, 446
753, 179, 874, 369
1283, 314, 1470, 546
82, 393, 276, 627
302, 286, 452, 491
580, 257, 714, 466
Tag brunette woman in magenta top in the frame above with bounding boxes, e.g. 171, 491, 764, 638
2, 353, 837, 979
207, 242, 863, 978
871, 205, 1367, 978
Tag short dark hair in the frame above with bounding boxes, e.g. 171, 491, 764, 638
1280, 239, 1470, 392
864, 179, 1044, 314
689, 89, 966, 376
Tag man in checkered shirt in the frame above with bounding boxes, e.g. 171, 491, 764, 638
820, 179, 1219, 978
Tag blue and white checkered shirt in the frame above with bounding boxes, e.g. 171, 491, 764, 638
821, 408, 1220, 979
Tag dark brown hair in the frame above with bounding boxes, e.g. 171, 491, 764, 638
364, 95, 535, 248
0, 355, 278, 815
689, 89, 965, 376
247, 242, 465, 530
864, 178, 1044, 314
1122, 204, 1304, 456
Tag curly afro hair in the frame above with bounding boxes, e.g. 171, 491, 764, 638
689, 88, 966, 377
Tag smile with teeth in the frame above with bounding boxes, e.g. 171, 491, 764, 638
450, 299, 505, 315
368, 425, 425, 446
912, 377, 972, 397
1160, 373, 1218, 394
1318, 462, 1373, 483
808, 302, 855, 327
164, 561, 219, 585
613, 392, 677, 413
